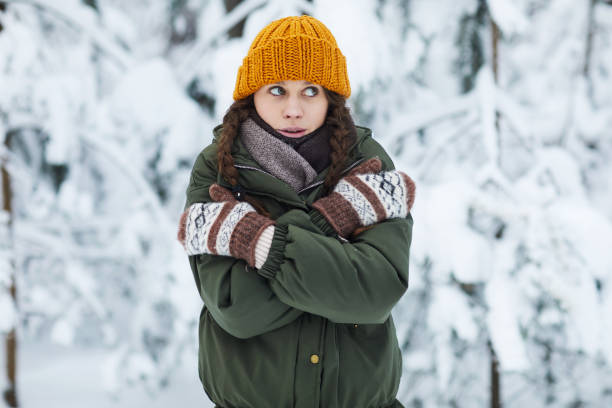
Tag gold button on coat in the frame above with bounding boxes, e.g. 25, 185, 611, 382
310, 354, 320, 364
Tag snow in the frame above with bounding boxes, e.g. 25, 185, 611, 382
99, 58, 205, 172
0, 211, 15, 334
413, 181, 492, 283
0, 340, 213, 408
1, 0, 612, 406
0, 295, 15, 333
98, 3, 138, 51
486, 0, 528, 35
547, 201, 612, 281
49, 319, 75, 346
314, 0, 394, 94
485, 270, 530, 371
176, 0, 267, 84
477, 67, 499, 166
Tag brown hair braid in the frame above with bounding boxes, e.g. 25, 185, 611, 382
216, 95, 271, 217
323, 89, 356, 193
216, 89, 356, 215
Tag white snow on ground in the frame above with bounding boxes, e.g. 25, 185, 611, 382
0, 342, 215, 408
0, 340, 214, 408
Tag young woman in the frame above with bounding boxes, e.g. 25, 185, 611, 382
178, 15, 415, 408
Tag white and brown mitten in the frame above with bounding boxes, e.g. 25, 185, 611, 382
312, 157, 416, 238
177, 184, 275, 268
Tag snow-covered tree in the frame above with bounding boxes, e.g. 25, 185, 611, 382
357, 0, 612, 406
1, 0, 611, 406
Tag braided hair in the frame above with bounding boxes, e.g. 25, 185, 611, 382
216, 89, 356, 216
322, 89, 356, 192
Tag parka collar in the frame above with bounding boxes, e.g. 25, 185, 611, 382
210, 124, 373, 209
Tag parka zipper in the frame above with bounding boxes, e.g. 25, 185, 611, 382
297, 158, 366, 194
234, 157, 366, 195
231, 164, 305, 208
234, 164, 272, 177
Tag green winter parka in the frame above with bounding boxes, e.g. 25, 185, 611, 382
185, 124, 413, 408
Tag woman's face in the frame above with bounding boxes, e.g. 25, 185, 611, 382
253, 80, 329, 138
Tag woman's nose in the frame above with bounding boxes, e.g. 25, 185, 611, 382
282, 96, 303, 119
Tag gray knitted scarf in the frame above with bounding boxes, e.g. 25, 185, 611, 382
239, 117, 325, 192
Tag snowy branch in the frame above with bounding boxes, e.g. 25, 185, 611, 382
14, 219, 122, 260
3, 0, 134, 69
485, 0, 528, 35
79, 133, 175, 239
176, 0, 267, 85
416, 110, 480, 180
387, 92, 478, 142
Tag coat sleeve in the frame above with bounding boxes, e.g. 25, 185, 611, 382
256, 135, 413, 324
257, 209, 412, 325
185, 147, 303, 339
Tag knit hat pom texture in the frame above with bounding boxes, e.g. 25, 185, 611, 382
233, 15, 351, 100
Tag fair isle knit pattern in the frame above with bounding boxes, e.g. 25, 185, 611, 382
333, 179, 378, 226
312, 163, 416, 238
185, 201, 228, 256
215, 202, 255, 255
182, 196, 275, 267
357, 172, 410, 220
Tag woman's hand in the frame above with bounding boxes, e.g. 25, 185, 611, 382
312, 157, 416, 239
177, 184, 275, 267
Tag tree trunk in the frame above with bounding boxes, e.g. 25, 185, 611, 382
0, 2, 5, 32
490, 13, 501, 132
584, 0, 596, 77
584, 0, 596, 78
488, 11, 502, 408
2, 130, 18, 407
489, 341, 501, 408
224, 0, 245, 38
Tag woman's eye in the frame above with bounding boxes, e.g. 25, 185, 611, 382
269, 86, 284, 96
303, 86, 318, 97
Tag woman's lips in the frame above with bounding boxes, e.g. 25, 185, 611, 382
278, 127, 307, 138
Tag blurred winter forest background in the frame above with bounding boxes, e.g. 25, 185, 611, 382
1, 0, 612, 407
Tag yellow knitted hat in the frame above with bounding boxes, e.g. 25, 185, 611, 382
233, 15, 351, 100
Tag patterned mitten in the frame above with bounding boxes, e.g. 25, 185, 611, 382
177, 184, 275, 267
312, 158, 416, 238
